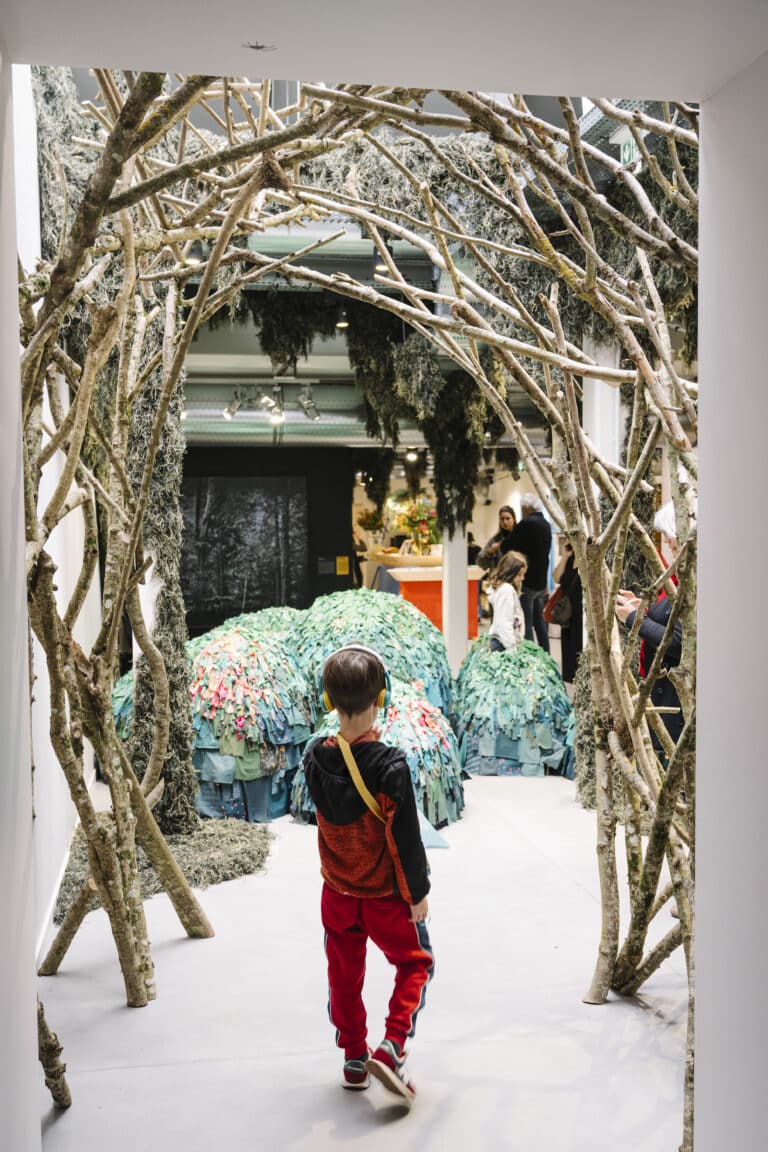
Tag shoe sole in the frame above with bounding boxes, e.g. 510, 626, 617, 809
342, 1076, 370, 1090
365, 1057, 415, 1104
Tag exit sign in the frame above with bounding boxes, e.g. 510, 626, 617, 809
610, 124, 644, 169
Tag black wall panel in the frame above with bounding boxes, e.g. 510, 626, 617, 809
182, 446, 356, 634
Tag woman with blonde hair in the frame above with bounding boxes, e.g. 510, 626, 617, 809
487, 551, 527, 652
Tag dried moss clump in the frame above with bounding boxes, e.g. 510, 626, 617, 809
54, 819, 273, 923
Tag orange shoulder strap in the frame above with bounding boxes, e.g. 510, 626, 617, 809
336, 734, 385, 823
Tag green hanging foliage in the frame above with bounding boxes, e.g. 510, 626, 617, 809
242, 289, 340, 375
393, 333, 446, 420
421, 369, 487, 535
363, 448, 396, 514
345, 299, 412, 444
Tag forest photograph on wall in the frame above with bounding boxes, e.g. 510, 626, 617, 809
180, 475, 308, 630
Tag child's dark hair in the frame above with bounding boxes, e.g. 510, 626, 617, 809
489, 550, 527, 588
322, 647, 386, 716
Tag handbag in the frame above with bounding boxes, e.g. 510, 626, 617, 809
543, 586, 572, 626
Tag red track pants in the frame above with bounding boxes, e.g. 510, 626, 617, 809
321, 882, 434, 1059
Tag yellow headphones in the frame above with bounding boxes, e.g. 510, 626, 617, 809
321, 644, 392, 712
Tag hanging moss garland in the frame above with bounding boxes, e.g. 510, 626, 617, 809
242, 290, 340, 375
421, 369, 487, 535
350, 446, 396, 515
393, 333, 446, 420
345, 298, 412, 444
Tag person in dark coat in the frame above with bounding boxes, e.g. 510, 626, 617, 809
506, 493, 552, 651
553, 538, 583, 683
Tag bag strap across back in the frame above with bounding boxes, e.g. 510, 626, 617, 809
336, 734, 385, 824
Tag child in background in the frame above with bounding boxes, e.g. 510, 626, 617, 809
487, 551, 527, 651
303, 644, 433, 1104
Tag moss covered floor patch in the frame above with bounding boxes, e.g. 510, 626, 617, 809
54, 819, 273, 924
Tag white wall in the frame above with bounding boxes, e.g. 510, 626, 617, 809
0, 53, 42, 1152
698, 51, 768, 1151
13, 66, 103, 956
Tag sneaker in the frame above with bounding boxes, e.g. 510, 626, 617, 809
366, 1039, 416, 1103
342, 1053, 370, 1090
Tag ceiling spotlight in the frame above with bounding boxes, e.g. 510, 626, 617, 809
298, 384, 321, 421
183, 240, 205, 267
336, 307, 349, 330
270, 382, 285, 424
222, 396, 241, 421
373, 239, 394, 276
258, 391, 276, 410
405, 448, 419, 462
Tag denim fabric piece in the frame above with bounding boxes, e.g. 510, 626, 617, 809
494, 733, 521, 761
195, 781, 223, 819
478, 731, 496, 758
241, 775, 289, 822
193, 749, 236, 784
535, 723, 554, 750
193, 716, 219, 750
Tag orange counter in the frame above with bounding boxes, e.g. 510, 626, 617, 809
389, 566, 484, 638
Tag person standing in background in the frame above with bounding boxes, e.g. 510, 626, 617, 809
476, 505, 517, 571
507, 493, 552, 651
553, 537, 583, 683
614, 501, 683, 749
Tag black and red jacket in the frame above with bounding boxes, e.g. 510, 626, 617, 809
303, 736, 430, 906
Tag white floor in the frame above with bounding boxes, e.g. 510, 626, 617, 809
38, 778, 686, 1152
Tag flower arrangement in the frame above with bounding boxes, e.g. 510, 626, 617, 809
390, 493, 440, 547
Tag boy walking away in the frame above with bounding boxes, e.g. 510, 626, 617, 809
303, 645, 433, 1105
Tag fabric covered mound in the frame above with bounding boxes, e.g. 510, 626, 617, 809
112, 668, 135, 741
291, 676, 465, 829
54, 819, 272, 924
453, 638, 574, 777
186, 605, 305, 663
112, 621, 316, 823
189, 626, 316, 820
292, 587, 452, 712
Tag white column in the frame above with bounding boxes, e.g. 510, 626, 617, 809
581, 337, 622, 468
442, 528, 468, 676
0, 58, 41, 1152
697, 53, 768, 1152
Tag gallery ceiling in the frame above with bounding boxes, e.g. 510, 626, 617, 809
5, 0, 768, 100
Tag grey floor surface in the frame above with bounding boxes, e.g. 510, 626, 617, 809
38, 778, 686, 1152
